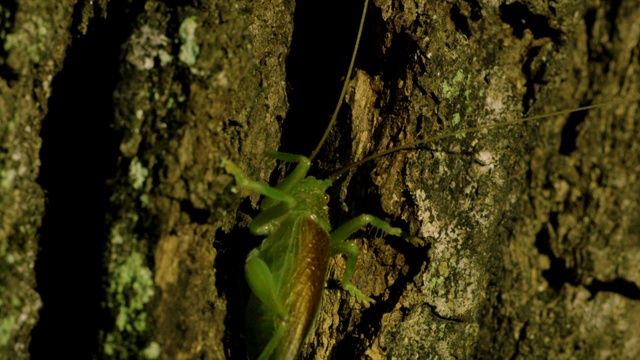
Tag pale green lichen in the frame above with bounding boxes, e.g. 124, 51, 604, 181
103, 333, 117, 356
178, 17, 200, 66
139, 194, 150, 207
102, 246, 156, 358
452, 69, 464, 83
110, 224, 125, 245
129, 158, 148, 190
451, 113, 466, 138
451, 113, 461, 126
429, 276, 444, 292
4, 15, 48, 64
0, 315, 16, 346
109, 252, 155, 333
441, 69, 472, 103
158, 51, 173, 66
166, 97, 176, 109
142, 341, 161, 359
441, 69, 466, 99
0, 169, 16, 189
103, 213, 158, 358
441, 69, 474, 137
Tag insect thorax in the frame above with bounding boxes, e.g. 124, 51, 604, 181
288, 176, 332, 232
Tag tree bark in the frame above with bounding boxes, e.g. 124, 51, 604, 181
1, 0, 639, 359
0, 0, 75, 358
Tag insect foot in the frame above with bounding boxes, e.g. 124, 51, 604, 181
329, 214, 424, 307
402, 233, 425, 247
342, 283, 376, 308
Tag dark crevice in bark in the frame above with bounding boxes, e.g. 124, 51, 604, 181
180, 200, 211, 224
280, 0, 364, 158
378, 32, 418, 109
534, 214, 580, 292
587, 278, 640, 300
215, 201, 257, 359
584, 8, 597, 43
559, 106, 588, 155
521, 46, 542, 113
425, 302, 462, 322
508, 322, 528, 360
31, 0, 142, 358
605, 0, 623, 41
463, 0, 483, 21
584, 10, 614, 80
353, 3, 385, 78
450, 4, 471, 38
499, 2, 562, 42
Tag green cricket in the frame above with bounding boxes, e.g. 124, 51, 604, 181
223, 0, 623, 358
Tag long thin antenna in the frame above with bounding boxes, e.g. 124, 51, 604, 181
329, 101, 614, 180
309, 0, 369, 162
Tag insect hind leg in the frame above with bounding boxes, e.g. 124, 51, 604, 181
329, 214, 423, 307
330, 239, 376, 307
255, 322, 286, 360
331, 214, 421, 246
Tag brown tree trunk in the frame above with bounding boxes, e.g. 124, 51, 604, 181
2, 0, 638, 359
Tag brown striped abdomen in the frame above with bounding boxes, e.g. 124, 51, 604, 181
276, 216, 331, 359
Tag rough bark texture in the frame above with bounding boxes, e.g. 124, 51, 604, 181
102, 0, 290, 359
1, 0, 638, 359
0, 0, 75, 358
305, 1, 640, 359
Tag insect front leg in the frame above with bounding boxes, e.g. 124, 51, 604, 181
224, 160, 297, 206
260, 152, 311, 209
225, 154, 311, 209
330, 214, 424, 307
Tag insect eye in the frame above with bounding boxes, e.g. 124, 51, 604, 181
324, 194, 330, 203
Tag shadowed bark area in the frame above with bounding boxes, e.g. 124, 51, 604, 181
1, 0, 638, 359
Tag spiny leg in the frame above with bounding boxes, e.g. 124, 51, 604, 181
225, 158, 309, 235
330, 239, 375, 307
260, 152, 311, 209
330, 214, 423, 307
225, 153, 314, 209
332, 214, 422, 246
224, 160, 296, 206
